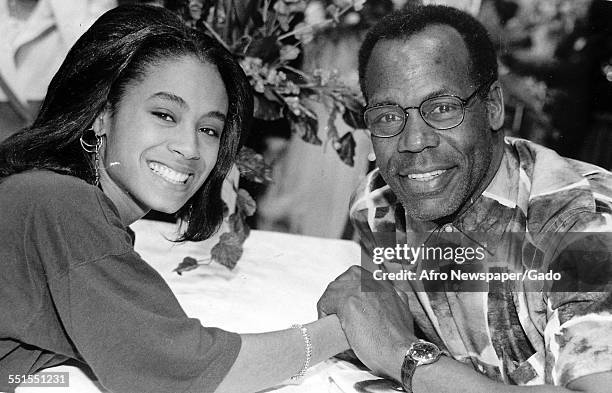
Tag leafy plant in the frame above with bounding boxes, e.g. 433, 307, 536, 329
171, 0, 367, 272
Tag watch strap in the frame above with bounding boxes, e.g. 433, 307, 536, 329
400, 353, 418, 393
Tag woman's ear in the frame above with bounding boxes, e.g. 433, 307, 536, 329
485, 80, 504, 131
92, 104, 112, 137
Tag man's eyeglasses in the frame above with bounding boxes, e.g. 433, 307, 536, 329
363, 81, 493, 138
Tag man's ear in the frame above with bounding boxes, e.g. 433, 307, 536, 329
92, 104, 112, 137
485, 80, 504, 131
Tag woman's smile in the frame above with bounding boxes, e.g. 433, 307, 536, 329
148, 161, 193, 185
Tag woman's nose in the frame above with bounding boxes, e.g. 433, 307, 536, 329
168, 127, 200, 160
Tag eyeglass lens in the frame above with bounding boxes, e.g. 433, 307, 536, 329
364, 95, 466, 136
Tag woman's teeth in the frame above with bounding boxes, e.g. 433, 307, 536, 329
149, 162, 190, 184
407, 169, 447, 181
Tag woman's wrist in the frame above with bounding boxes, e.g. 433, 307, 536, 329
305, 315, 350, 361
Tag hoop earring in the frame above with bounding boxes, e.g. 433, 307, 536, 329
80, 130, 102, 186
80, 134, 97, 153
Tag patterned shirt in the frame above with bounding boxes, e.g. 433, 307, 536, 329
349, 137, 612, 386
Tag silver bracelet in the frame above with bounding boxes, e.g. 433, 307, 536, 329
290, 324, 312, 381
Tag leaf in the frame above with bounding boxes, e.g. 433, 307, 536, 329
252, 10, 264, 27
293, 22, 314, 44
173, 256, 200, 275
334, 131, 356, 166
353, 0, 366, 11
229, 212, 251, 242
332, 0, 352, 8
233, 35, 252, 54
236, 188, 257, 216
340, 94, 366, 129
283, 0, 307, 14
326, 4, 341, 23
289, 112, 322, 145
342, 106, 366, 129
299, 100, 319, 119
233, 0, 259, 26
253, 94, 284, 121
342, 93, 365, 113
263, 86, 284, 103
211, 232, 244, 270
236, 147, 274, 184
222, 201, 230, 218
326, 106, 340, 142
246, 36, 280, 63
280, 45, 300, 62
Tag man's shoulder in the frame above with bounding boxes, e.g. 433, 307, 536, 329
508, 138, 612, 231
510, 138, 611, 187
349, 168, 399, 233
565, 158, 612, 201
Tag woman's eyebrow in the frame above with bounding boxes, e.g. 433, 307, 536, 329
149, 92, 226, 122
205, 111, 226, 123
149, 91, 188, 109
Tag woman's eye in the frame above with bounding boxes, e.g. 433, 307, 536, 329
198, 127, 220, 138
152, 111, 175, 122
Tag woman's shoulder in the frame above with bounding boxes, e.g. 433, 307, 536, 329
1, 169, 121, 223
1, 170, 133, 271
2, 169, 92, 194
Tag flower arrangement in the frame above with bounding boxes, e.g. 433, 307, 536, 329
171, 0, 367, 273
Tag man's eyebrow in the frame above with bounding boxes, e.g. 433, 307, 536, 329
422, 87, 456, 101
369, 87, 459, 107
149, 92, 188, 109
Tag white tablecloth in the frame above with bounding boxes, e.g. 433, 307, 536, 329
17, 220, 385, 393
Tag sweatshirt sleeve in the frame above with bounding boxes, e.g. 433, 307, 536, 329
23, 172, 240, 393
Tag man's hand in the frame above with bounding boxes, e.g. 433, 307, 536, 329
317, 265, 417, 381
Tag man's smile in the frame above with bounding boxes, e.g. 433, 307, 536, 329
394, 165, 458, 196
402, 168, 448, 181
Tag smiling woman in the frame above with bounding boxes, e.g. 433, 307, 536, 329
96, 56, 228, 224
0, 5, 348, 393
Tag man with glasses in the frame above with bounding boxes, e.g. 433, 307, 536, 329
318, 4, 612, 393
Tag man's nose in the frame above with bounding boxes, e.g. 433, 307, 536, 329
397, 110, 440, 153
168, 127, 201, 160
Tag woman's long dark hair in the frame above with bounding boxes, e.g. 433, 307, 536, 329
0, 5, 253, 241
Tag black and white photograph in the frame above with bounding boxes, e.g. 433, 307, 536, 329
1, 0, 611, 392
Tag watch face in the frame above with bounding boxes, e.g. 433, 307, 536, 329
409, 341, 441, 364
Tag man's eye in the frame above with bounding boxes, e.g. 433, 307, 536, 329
377, 113, 403, 123
430, 103, 460, 114
198, 127, 220, 138
152, 111, 175, 122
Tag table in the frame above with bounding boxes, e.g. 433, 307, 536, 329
16, 220, 385, 393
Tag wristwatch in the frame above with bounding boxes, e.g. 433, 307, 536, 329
400, 339, 442, 393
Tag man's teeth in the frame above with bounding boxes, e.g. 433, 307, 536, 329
149, 162, 190, 184
407, 169, 446, 181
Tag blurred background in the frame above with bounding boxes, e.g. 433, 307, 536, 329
2, 0, 611, 241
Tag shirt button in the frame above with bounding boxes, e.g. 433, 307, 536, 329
443, 224, 453, 232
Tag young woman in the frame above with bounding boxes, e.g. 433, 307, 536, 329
0, 5, 348, 393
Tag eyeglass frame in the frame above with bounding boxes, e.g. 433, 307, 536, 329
363, 80, 494, 138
